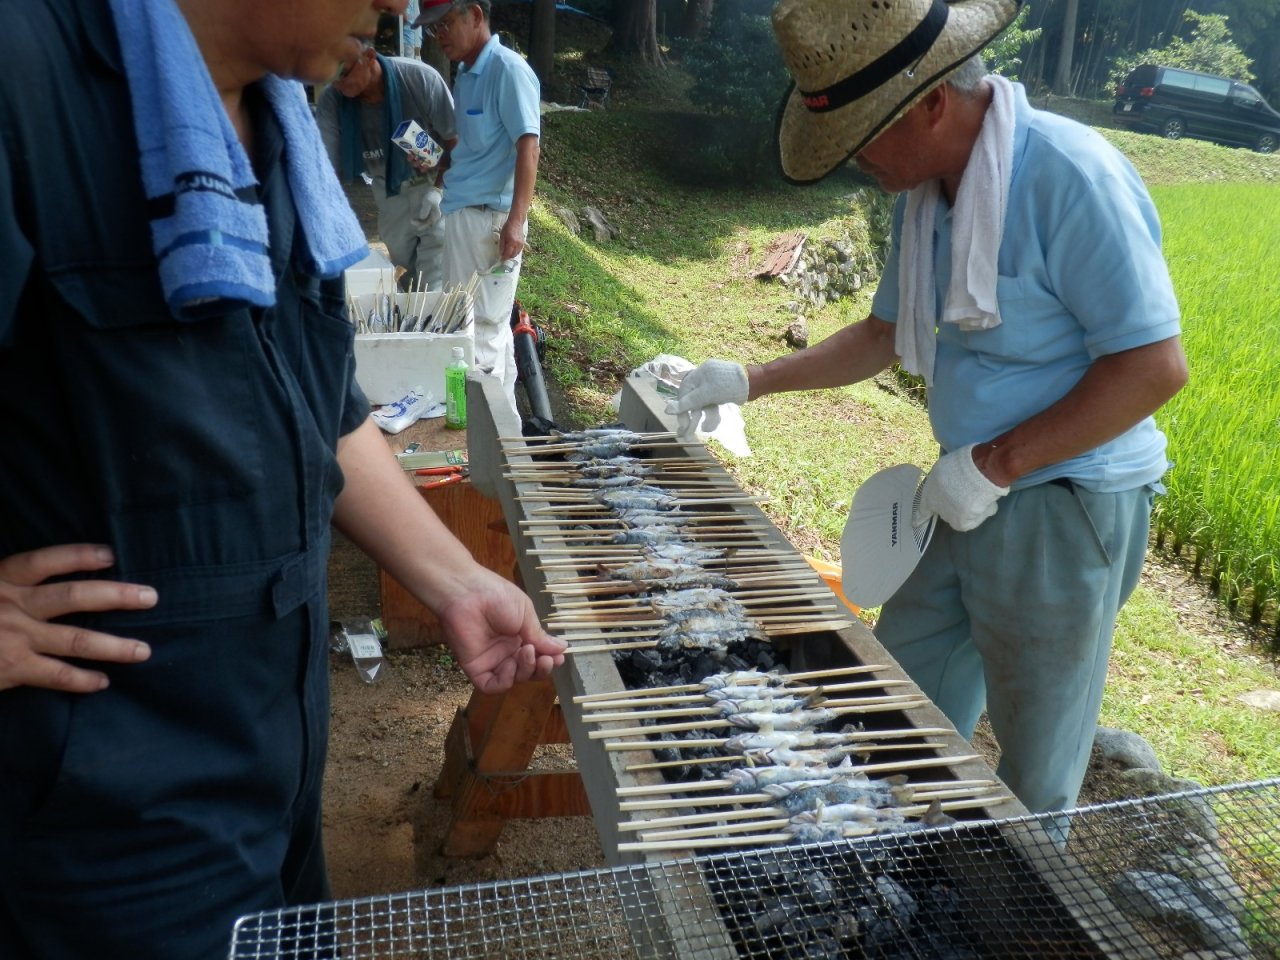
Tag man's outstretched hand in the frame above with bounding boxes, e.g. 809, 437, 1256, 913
433, 568, 566, 694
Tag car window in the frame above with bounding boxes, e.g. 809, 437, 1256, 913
1230, 85, 1262, 106
1160, 70, 1197, 91
1193, 75, 1231, 97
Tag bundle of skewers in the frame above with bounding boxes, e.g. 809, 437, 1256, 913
502, 428, 851, 677
349, 273, 479, 335
576, 666, 1014, 853
502, 426, 1011, 852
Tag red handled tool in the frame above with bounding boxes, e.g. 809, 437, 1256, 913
414, 465, 469, 489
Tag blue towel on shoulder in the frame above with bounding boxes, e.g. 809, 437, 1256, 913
106, 0, 367, 319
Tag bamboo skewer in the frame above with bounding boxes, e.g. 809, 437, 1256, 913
571, 664, 894, 704
582, 679, 910, 711
608, 730, 960, 764
554, 589, 835, 614
560, 620, 854, 651
618, 773, 987, 800
498, 431, 680, 443
623, 740, 948, 771
546, 576, 837, 597
587, 697, 928, 738
628, 796, 1015, 846
622, 788, 1008, 819
627, 792, 1012, 837
582, 694, 921, 724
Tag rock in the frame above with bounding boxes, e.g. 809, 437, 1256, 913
581, 206, 619, 242
1154, 848, 1249, 918
785, 319, 809, 349
1113, 871, 1249, 955
552, 205, 581, 235
1094, 727, 1163, 772
1115, 769, 1221, 842
1238, 689, 1280, 711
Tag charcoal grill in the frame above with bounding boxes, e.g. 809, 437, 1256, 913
231, 778, 1280, 959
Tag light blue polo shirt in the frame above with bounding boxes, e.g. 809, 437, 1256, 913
871, 83, 1181, 493
441, 35, 540, 214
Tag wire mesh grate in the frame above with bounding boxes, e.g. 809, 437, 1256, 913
231, 779, 1280, 960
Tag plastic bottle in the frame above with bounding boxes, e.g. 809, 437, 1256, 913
445, 347, 469, 430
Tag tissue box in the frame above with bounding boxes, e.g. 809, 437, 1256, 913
352, 292, 473, 405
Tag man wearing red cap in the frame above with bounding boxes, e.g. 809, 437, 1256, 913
415, 0, 541, 421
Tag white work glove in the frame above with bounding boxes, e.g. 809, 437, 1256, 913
664, 359, 749, 436
917, 443, 1010, 532
412, 186, 443, 234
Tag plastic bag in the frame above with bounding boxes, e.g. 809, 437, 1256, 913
612, 354, 753, 458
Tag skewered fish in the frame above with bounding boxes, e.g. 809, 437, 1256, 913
710, 695, 817, 716
726, 708, 841, 731
569, 441, 637, 460
570, 474, 648, 489
611, 527, 686, 545
556, 429, 642, 444
594, 487, 678, 511
607, 559, 708, 583
577, 459, 653, 479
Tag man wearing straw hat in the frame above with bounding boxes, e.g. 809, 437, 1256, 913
669, 0, 1189, 816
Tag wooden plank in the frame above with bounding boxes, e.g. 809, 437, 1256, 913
754, 229, 807, 278
377, 480, 518, 649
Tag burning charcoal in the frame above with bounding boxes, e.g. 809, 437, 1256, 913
756, 649, 776, 670
831, 911, 861, 942
807, 932, 843, 960
858, 905, 898, 951
761, 858, 805, 892
875, 875, 918, 924
721, 652, 751, 672
803, 869, 838, 907
916, 929, 978, 960
779, 910, 835, 939
920, 883, 966, 941
752, 897, 801, 935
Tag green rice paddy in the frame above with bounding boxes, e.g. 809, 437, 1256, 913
1149, 182, 1280, 632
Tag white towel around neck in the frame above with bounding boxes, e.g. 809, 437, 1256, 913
895, 74, 1016, 386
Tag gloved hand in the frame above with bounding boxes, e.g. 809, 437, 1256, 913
412, 186, 443, 234
917, 443, 1009, 532
664, 359, 749, 436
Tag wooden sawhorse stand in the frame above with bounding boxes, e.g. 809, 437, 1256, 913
432, 677, 591, 857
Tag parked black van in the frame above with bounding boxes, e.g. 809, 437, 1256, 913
1113, 64, 1280, 153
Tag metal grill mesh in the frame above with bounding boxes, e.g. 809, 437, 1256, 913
231, 779, 1280, 960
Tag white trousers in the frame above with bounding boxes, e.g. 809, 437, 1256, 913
373, 179, 444, 290
441, 206, 525, 422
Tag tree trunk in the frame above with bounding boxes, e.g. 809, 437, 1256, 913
610, 0, 665, 67
529, 0, 557, 90
679, 0, 713, 40
1052, 0, 1078, 95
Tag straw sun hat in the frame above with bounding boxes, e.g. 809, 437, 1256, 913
774, 0, 1022, 183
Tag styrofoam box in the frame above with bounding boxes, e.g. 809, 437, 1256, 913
352, 292, 474, 405
343, 248, 397, 300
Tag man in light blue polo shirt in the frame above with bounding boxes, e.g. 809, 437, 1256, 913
416, 0, 541, 420
669, 0, 1188, 817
